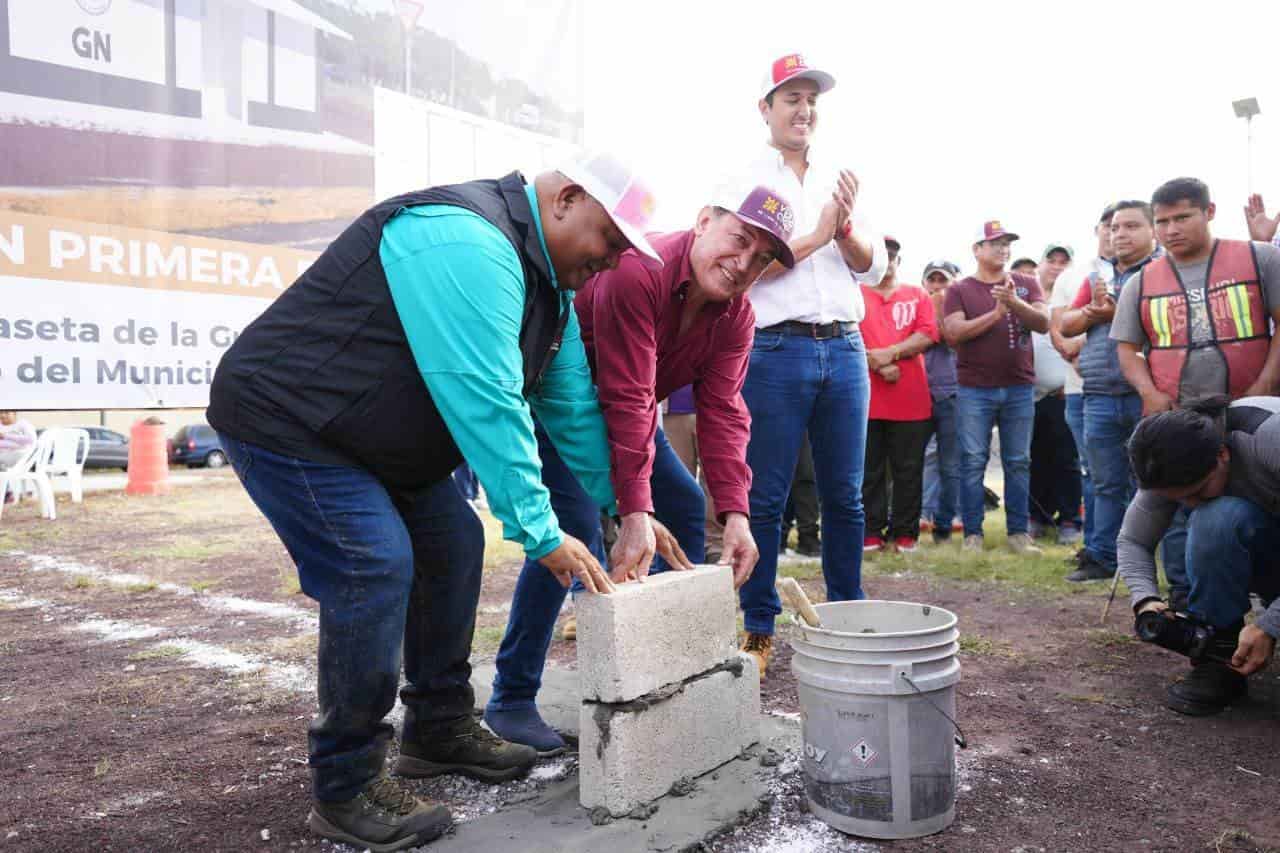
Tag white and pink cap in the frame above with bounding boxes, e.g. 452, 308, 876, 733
760, 52, 836, 101
558, 150, 662, 265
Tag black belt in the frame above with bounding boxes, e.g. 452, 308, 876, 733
761, 320, 859, 339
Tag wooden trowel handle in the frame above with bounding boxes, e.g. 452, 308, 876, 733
776, 577, 822, 628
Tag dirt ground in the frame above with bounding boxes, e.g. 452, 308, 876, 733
1, 479, 1278, 853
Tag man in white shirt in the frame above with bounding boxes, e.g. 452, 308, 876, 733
737, 53, 888, 676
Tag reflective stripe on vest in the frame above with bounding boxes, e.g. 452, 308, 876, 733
1138, 239, 1268, 400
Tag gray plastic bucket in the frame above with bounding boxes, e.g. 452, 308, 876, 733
790, 600, 960, 839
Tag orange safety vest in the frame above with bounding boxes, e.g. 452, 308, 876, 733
1138, 239, 1269, 400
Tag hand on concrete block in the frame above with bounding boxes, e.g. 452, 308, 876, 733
577, 564, 738, 704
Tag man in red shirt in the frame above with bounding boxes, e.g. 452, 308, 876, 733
861, 236, 939, 552
486, 183, 795, 753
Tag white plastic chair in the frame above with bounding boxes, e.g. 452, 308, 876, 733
40, 428, 90, 504
0, 434, 55, 520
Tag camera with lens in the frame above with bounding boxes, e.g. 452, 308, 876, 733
1134, 609, 1226, 664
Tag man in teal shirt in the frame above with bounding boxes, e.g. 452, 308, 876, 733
209, 152, 675, 851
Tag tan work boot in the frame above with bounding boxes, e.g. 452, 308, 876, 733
1007, 533, 1043, 555
560, 614, 577, 642
308, 774, 452, 852
741, 633, 773, 678
962, 534, 984, 552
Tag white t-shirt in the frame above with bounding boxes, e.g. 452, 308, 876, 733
1038, 268, 1085, 396
741, 143, 888, 328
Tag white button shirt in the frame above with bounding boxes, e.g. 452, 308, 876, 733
744, 143, 888, 329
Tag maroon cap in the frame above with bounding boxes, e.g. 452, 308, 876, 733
972, 220, 1020, 245
715, 184, 798, 268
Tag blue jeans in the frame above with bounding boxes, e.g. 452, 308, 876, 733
923, 394, 960, 531
452, 463, 479, 501
1064, 394, 1095, 551
1162, 507, 1191, 599
218, 434, 483, 803
957, 384, 1034, 537
1082, 392, 1143, 569
487, 422, 705, 712
739, 328, 870, 636
1185, 497, 1280, 628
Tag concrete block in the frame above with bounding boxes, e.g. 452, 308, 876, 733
579, 653, 761, 816
576, 564, 738, 703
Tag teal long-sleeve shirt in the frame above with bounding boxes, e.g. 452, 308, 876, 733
380, 185, 617, 559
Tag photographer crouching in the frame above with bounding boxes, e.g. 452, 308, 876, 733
1119, 395, 1280, 715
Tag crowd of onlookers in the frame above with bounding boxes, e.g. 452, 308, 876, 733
665, 177, 1280, 594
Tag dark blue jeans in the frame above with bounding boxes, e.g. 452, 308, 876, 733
1162, 507, 1191, 599
1082, 392, 1142, 568
487, 422, 705, 712
923, 394, 960, 531
740, 328, 870, 636
1185, 497, 1280, 628
1064, 394, 1095, 551
957, 384, 1034, 537
218, 434, 483, 803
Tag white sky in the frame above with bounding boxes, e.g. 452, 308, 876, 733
582, 0, 1280, 284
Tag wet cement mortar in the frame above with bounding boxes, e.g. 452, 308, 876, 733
2, 483, 1280, 851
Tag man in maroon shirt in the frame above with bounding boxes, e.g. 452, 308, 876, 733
942, 221, 1049, 554
485, 184, 796, 754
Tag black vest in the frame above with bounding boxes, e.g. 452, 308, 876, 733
207, 172, 566, 490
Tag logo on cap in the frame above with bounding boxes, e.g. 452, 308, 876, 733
773, 53, 807, 84
988, 220, 1002, 232
613, 180, 657, 233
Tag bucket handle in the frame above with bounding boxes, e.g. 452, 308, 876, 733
900, 673, 968, 749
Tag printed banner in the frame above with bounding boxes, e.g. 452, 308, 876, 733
0, 212, 317, 408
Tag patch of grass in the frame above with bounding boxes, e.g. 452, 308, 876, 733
779, 560, 821, 581
147, 537, 236, 561
189, 579, 217, 593
471, 624, 508, 656
261, 633, 315, 659
127, 644, 185, 662
66, 575, 94, 590
93, 757, 111, 779
1214, 828, 1277, 853
278, 569, 302, 596
479, 510, 524, 570
1088, 629, 1137, 649
125, 581, 157, 593
1064, 693, 1107, 704
864, 509, 1104, 598
0, 640, 18, 656
958, 633, 1018, 659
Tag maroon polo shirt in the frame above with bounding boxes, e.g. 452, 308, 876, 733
942, 272, 1045, 388
575, 230, 754, 519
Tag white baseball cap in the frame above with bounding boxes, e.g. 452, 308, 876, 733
761, 52, 836, 101
557, 150, 662, 264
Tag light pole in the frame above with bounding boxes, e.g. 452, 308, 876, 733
397, 0, 424, 95
1232, 97, 1261, 195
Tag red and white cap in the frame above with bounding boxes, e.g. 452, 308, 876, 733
761, 53, 836, 101
557, 150, 662, 264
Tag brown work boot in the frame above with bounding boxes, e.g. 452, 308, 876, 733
308, 774, 452, 852
395, 714, 536, 783
1007, 533, 1043, 555
560, 614, 577, 642
741, 633, 773, 678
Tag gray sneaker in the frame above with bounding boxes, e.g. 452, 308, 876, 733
1057, 525, 1083, 546
962, 534, 984, 552
1007, 533, 1043, 555
308, 775, 452, 852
